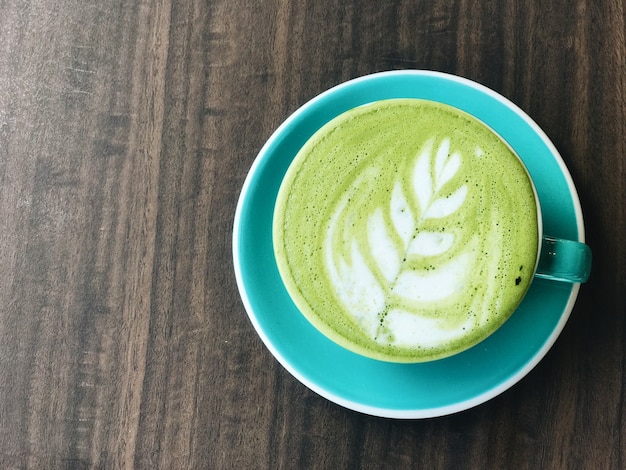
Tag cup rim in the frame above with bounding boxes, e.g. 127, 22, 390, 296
272, 96, 544, 363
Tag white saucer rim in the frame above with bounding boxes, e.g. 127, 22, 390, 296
232, 70, 585, 419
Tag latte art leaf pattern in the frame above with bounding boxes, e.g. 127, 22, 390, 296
324, 138, 474, 346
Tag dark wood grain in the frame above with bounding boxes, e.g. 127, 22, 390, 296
0, 0, 624, 468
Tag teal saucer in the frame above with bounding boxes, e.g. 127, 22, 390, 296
233, 70, 584, 418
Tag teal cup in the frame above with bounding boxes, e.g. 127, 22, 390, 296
234, 70, 591, 417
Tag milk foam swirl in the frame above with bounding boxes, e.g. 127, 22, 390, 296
324, 138, 478, 347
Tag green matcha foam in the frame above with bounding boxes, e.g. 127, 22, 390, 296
274, 99, 539, 362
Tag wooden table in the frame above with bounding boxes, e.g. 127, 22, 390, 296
1, 1, 624, 468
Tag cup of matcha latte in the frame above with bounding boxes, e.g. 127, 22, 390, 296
273, 98, 590, 363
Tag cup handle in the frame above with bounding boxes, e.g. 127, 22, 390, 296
535, 236, 592, 283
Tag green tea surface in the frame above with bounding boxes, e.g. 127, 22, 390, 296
274, 99, 539, 362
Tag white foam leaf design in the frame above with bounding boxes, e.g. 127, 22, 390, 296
423, 185, 468, 219
324, 138, 471, 347
367, 209, 401, 283
408, 231, 455, 256
393, 252, 471, 302
389, 183, 415, 247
